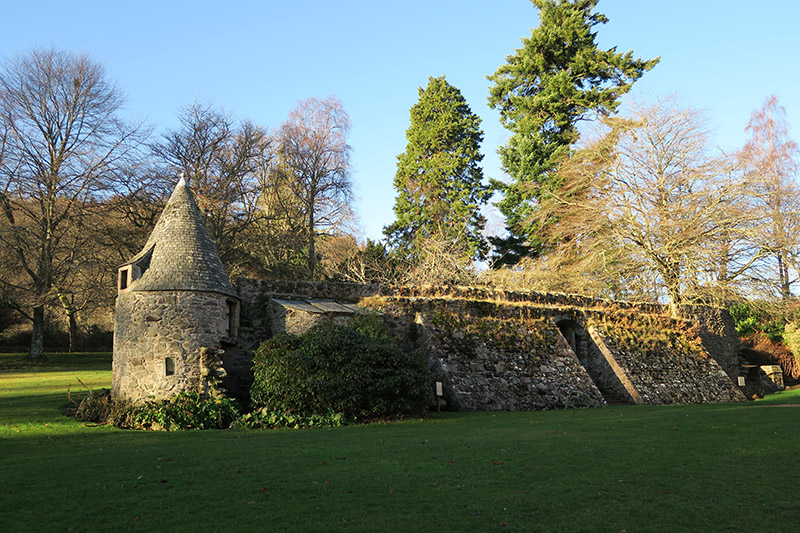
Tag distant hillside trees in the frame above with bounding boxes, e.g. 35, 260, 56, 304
384, 76, 489, 283
0, 48, 146, 358
487, 0, 658, 265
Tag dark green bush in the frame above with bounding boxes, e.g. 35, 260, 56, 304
251, 316, 432, 421
728, 302, 784, 341
348, 312, 392, 340
232, 408, 344, 429
119, 392, 241, 430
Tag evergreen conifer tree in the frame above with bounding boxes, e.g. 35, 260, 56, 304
385, 76, 490, 263
487, 0, 658, 265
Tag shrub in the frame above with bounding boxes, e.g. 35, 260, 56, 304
232, 408, 344, 430
728, 303, 784, 341
728, 302, 800, 382
742, 333, 800, 381
779, 324, 800, 381
349, 313, 392, 340
251, 316, 432, 421
116, 392, 242, 430
67, 387, 112, 423
69, 389, 241, 430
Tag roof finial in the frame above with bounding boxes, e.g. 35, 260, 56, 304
177, 173, 186, 187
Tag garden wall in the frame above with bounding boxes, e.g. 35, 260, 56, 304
583, 310, 744, 404
232, 279, 746, 409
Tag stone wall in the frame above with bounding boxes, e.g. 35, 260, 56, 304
361, 296, 745, 409
268, 299, 368, 336
236, 279, 382, 303
235, 280, 740, 375
113, 290, 233, 402
231, 279, 747, 410
234, 279, 670, 315
677, 305, 743, 383
564, 322, 634, 403
585, 312, 744, 404
365, 296, 606, 410
234, 279, 380, 352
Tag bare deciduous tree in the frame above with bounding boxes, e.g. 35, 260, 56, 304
520, 97, 755, 314
399, 230, 478, 287
249, 156, 312, 280
151, 102, 273, 276
323, 238, 402, 285
0, 48, 145, 358
275, 97, 354, 281
739, 95, 800, 301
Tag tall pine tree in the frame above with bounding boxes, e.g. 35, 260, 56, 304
385, 76, 490, 262
487, 0, 658, 266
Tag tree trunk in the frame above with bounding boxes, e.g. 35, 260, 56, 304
67, 309, 78, 353
57, 292, 79, 352
307, 208, 316, 282
778, 253, 791, 301
27, 305, 45, 360
664, 272, 683, 318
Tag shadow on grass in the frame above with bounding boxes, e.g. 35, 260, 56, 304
1, 404, 799, 532
3, 353, 799, 532
0, 391, 94, 427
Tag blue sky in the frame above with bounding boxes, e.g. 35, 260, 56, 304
2, 1, 798, 241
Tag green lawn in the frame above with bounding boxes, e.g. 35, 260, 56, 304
1, 353, 798, 532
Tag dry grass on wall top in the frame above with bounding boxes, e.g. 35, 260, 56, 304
587, 309, 706, 357
432, 313, 559, 352
359, 292, 714, 361
364, 295, 588, 351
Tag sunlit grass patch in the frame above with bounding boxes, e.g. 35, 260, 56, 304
754, 386, 800, 405
0, 352, 111, 432
1, 353, 799, 532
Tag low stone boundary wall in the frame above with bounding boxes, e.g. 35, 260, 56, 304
232, 279, 746, 410
365, 296, 745, 408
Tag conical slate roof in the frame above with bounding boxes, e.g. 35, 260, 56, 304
123, 177, 238, 298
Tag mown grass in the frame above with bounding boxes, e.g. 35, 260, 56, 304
751, 386, 800, 405
1, 353, 798, 532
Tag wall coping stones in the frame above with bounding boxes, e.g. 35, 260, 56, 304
236, 279, 683, 316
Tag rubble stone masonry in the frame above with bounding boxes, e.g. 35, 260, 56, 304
113, 290, 232, 402
232, 280, 746, 410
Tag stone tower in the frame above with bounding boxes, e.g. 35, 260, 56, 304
112, 177, 240, 402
